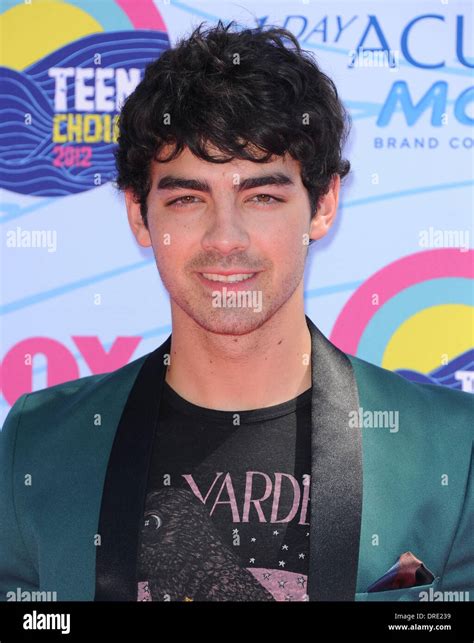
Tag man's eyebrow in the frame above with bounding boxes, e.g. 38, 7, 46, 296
156, 173, 294, 193
237, 173, 294, 191
156, 176, 211, 192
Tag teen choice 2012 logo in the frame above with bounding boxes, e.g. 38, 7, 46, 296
331, 249, 473, 393
0, 0, 170, 196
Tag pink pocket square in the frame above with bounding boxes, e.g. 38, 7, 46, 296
367, 551, 435, 592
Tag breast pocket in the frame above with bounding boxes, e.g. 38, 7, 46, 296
355, 577, 441, 602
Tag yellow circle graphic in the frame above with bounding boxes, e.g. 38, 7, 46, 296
382, 304, 473, 374
1, 1, 103, 70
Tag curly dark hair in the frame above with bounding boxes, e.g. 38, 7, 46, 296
114, 20, 351, 229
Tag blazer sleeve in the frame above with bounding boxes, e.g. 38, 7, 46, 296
0, 394, 39, 600
437, 445, 474, 599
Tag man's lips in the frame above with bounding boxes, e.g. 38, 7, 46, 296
196, 269, 258, 276
196, 271, 261, 289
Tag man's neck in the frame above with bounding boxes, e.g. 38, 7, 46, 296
164, 300, 312, 412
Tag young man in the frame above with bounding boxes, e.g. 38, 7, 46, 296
1, 22, 472, 603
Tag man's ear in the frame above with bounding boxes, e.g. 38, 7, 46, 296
309, 174, 340, 242
125, 190, 152, 248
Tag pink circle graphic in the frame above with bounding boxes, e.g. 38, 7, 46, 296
115, 0, 167, 31
330, 248, 474, 354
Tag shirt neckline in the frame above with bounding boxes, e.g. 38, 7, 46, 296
162, 380, 312, 424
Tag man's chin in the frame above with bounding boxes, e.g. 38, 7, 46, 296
191, 310, 268, 336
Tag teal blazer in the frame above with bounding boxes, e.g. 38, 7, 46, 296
1, 316, 472, 601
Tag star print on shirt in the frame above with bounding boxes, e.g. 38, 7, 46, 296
278, 560, 286, 568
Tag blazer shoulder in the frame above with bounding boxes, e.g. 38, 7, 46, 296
1, 350, 150, 434
346, 353, 473, 436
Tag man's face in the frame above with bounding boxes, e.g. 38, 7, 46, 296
127, 146, 337, 335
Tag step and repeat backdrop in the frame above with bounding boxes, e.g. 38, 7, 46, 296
1, 0, 473, 423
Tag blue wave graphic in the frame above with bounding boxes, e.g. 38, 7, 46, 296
0, 30, 170, 196
396, 349, 474, 391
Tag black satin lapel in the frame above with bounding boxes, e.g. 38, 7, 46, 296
305, 315, 363, 601
94, 335, 171, 601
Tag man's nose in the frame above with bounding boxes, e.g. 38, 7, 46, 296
201, 204, 250, 255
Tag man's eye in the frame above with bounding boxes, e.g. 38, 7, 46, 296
167, 195, 201, 206
248, 194, 283, 205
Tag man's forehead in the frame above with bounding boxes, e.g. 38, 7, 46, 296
151, 145, 299, 182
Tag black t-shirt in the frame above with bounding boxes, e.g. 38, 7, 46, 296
136, 379, 312, 602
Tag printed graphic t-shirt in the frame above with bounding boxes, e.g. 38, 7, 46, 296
136, 379, 312, 602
